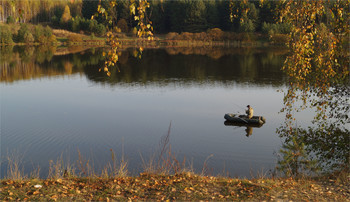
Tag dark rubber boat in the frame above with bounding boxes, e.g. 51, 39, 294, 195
224, 113, 266, 125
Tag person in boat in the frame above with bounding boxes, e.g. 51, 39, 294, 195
246, 105, 254, 119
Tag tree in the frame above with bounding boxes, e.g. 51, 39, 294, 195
277, 135, 319, 177
60, 5, 72, 24
277, 0, 349, 174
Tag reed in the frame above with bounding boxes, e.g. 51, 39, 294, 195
47, 154, 75, 179
140, 122, 192, 175
101, 148, 128, 178
5, 150, 25, 180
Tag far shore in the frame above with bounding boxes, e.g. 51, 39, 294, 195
1, 22, 287, 49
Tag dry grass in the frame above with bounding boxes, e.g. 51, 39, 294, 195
52, 29, 87, 38
5, 150, 25, 181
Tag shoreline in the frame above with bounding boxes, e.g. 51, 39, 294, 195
1, 171, 348, 201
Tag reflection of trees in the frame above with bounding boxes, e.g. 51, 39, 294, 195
1, 46, 287, 87
84, 48, 287, 87
0, 46, 105, 82
164, 46, 288, 60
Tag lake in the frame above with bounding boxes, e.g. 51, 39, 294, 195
1, 46, 312, 178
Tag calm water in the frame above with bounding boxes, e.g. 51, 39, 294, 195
1, 46, 311, 178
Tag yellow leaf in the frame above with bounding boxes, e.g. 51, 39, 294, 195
184, 187, 192, 194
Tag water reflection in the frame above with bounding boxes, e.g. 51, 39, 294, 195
224, 121, 263, 137
1, 46, 287, 87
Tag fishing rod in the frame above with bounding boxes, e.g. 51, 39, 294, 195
233, 103, 245, 111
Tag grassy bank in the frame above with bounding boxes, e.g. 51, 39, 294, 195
1, 144, 349, 201
1, 172, 349, 201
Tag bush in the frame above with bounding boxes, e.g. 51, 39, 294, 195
33, 25, 54, 44
262, 22, 292, 35
88, 19, 98, 33
34, 25, 44, 42
48, 35, 57, 43
207, 28, 224, 40
165, 32, 179, 40
6, 16, 15, 24
94, 24, 106, 36
23, 32, 34, 43
16, 24, 31, 43
0, 27, 14, 44
43, 26, 53, 37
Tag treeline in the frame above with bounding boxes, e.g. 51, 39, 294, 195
0, 0, 344, 36
0, 0, 290, 35
92, 0, 291, 34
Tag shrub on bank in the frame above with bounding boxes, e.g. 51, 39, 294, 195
34, 25, 56, 44
16, 24, 32, 43
23, 32, 34, 43
66, 17, 106, 36
262, 22, 292, 35
207, 28, 224, 40
165, 32, 179, 40
0, 26, 14, 44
